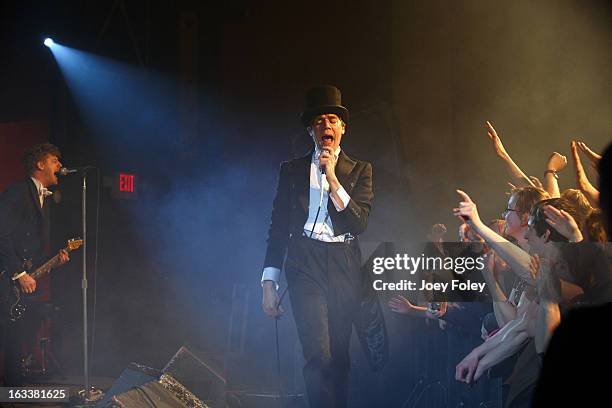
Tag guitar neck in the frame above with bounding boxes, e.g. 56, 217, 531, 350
30, 246, 69, 280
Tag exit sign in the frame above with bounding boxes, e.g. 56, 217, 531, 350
119, 173, 135, 193
105, 172, 138, 199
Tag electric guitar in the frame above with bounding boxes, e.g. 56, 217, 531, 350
2, 238, 83, 322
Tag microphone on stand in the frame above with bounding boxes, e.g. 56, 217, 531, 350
59, 166, 95, 176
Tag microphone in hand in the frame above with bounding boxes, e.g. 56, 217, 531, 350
319, 147, 333, 175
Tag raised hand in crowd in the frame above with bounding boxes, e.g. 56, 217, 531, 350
544, 152, 567, 198
454, 189, 536, 284
388, 296, 448, 331
457, 218, 488, 257
388, 295, 424, 314
542, 204, 583, 243
485, 120, 509, 159
388, 295, 447, 317
529, 176, 544, 190
485, 121, 535, 188
453, 190, 484, 227
571, 140, 599, 207
576, 141, 601, 167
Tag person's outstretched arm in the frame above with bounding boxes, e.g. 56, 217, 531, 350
453, 189, 534, 284
571, 141, 599, 207
485, 121, 535, 188
543, 152, 567, 198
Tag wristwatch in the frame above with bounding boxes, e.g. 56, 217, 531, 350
544, 169, 559, 179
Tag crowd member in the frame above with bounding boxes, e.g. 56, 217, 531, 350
559, 188, 593, 233
457, 218, 520, 328
533, 143, 611, 407
534, 195, 612, 305
393, 124, 608, 407
441, 122, 609, 406
584, 209, 607, 242
454, 186, 549, 286
454, 195, 589, 407
453, 133, 611, 406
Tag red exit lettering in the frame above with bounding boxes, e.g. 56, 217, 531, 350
119, 174, 135, 193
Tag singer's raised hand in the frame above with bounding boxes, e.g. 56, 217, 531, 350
319, 148, 348, 210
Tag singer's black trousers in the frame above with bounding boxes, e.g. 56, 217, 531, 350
285, 235, 362, 408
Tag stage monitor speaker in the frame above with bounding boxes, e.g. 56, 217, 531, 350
108, 374, 207, 408
163, 345, 226, 407
95, 362, 161, 408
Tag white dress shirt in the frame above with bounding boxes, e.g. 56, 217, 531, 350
261, 146, 351, 286
30, 177, 52, 208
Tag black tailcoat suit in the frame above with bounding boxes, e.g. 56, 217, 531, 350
0, 179, 51, 385
263, 149, 382, 408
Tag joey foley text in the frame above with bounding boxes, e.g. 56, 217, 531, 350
371, 253, 487, 293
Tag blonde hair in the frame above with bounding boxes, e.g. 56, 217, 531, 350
509, 186, 550, 214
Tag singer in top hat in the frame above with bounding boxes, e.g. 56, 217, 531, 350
261, 85, 382, 408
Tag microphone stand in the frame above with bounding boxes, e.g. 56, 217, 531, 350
76, 170, 103, 404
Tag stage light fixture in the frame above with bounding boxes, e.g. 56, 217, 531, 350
44, 38, 54, 47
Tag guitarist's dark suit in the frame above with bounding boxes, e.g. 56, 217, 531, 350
0, 178, 50, 385
263, 149, 387, 408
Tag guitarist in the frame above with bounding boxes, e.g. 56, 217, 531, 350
0, 143, 70, 386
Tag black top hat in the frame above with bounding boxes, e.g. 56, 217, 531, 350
300, 85, 349, 127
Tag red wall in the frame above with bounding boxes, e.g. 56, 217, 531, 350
0, 120, 48, 191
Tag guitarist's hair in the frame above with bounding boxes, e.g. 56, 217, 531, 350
23, 143, 62, 175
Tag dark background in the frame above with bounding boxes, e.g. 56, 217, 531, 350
1, 0, 611, 406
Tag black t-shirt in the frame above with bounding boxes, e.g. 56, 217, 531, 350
561, 242, 612, 305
